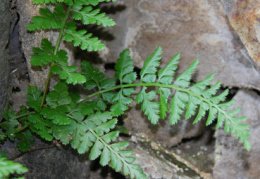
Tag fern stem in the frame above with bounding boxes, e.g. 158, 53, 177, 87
40, 6, 72, 107
83, 82, 230, 119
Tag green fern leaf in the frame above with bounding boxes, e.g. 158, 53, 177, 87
72, 6, 115, 27
158, 53, 180, 84
137, 88, 160, 124
32, 0, 57, 4
17, 130, 34, 152
203, 82, 221, 98
28, 114, 53, 141
27, 5, 66, 31
1, 109, 20, 139
46, 82, 72, 107
27, 86, 42, 112
206, 107, 218, 126
67, 111, 146, 178
159, 89, 168, 120
64, 23, 104, 51
51, 65, 86, 85
41, 107, 71, 125
111, 89, 135, 116
193, 102, 208, 124
115, 49, 137, 84
74, 0, 115, 6
81, 61, 116, 92
0, 156, 28, 178
174, 60, 199, 88
184, 96, 199, 119
31, 39, 67, 67
169, 91, 188, 125
140, 47, 162, 82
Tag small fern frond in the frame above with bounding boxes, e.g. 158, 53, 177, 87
137, 88, 160, 124
140, 47, 162, 82
158, 53, 180, 84
64, 24, 104, 51
31, 39, 67, 67
97, 47, 250, 150
115, 49, 137, 84
0, 156, 28, 178
174, 60, 199, 88
27, 5, 66, 31
75, 0, 115, 6
72, 6, 115, 27
68, 112, 146, 178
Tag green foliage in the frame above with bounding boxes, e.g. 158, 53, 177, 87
72, 6, 115, 27
64, 23, 105, 51
0, 0, 251, 178
27, 5, 66, 31
0, 156, 28, 178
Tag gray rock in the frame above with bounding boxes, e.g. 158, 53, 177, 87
214, 90, 260, 179
16, 147, 90, 179
0, 0, 11, 119
105, 0, 260, 91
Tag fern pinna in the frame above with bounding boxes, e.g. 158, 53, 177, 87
0, 156, 27, 179
0, 0, 250, 178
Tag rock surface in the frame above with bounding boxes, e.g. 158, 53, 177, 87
16, 146, 91, 179
221, 0, 260, 67
214, 90, 260, 179
0, 0, 10, 119
106, 0, 260, 91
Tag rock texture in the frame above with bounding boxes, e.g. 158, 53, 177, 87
0, 0, 10, 119
106, 0, 260, 90
214, 90, 260, 179
16, 147, 90, 179
221, 0, 260, 67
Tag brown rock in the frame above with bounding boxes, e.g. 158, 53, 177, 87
221, 0, 260, 67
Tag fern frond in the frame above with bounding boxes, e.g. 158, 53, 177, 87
67, 112, 146, 178
140, 47, 162, 82
111, 89, 135, 116
74, 0, 115, 6
115, 49, 137, 84
97, 47, 250, 150
51, 65, 87, 85
64, 23, 105, 51
81, 61, 112, 90
31, 39, 67, 67
72, 6, 115, 27
169, 91, 188, 124
0, 156, 28, 178
174, 60, 199, 88
27, 5, 66, 31
158, 53, 180, 84
137, 88, 160, 124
